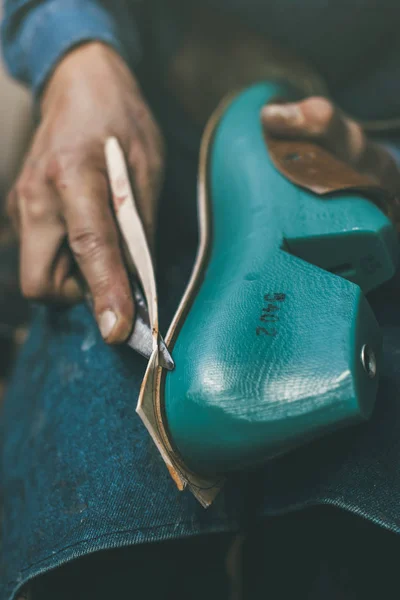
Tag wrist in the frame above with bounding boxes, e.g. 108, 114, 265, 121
41, 41, 137, 111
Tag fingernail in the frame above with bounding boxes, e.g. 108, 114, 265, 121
98, 310, 117, 339
262, 104, 304, 126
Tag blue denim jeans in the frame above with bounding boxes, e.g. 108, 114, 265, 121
2, 89, 400, 600
24, 507, 400, 600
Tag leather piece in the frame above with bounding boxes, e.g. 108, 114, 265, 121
266, 135, 400, 229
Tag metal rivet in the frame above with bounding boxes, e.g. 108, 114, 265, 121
361, 344, 377, 379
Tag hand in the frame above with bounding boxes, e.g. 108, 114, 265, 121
7, 42, 165, 343
262, 97, 400, 197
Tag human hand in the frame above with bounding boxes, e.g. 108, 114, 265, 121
262, 97, 400, 197
7, 42, 165, 343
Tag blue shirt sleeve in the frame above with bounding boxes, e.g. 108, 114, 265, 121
1, 0, 142, 95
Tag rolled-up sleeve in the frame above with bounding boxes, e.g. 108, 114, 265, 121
1, 0, 142, 94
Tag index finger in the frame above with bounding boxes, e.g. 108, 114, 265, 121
56, 165, 134, 343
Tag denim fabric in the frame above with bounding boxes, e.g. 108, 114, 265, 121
0, 265, 244, 599
243, 507, 400, 599
30, 536, 233, 599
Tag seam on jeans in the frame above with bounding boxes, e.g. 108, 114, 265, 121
5, 516, 238, 585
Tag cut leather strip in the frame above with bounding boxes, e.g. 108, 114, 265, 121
265, 135, 400, 228
105, 137, 159, 344
138, 348, 186, 491
137, 96, 237, 507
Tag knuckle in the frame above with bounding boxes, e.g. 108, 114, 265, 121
15, 176, 51, 222
16, 193, 47, 223
15, 178, 35, 202
45, 150, 79, 187
69, 229, 113, 261
15, 162, 40, 194
303, 96, 336, 136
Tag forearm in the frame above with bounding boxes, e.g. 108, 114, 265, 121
1, 0, 141, 95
